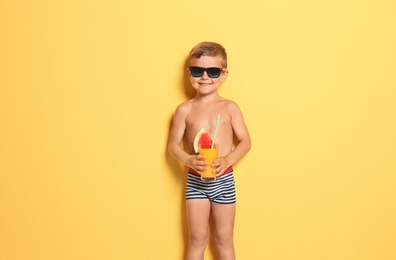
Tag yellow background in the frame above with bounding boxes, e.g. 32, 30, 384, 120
1, 0, 395, 259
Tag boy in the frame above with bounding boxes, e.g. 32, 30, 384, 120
168, 42, 251, 260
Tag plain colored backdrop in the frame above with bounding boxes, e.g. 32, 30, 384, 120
1, 1, 395, 259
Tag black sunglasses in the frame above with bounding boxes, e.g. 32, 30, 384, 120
189, 66, 225, 78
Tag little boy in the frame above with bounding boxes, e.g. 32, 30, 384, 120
168, 42, 251, 260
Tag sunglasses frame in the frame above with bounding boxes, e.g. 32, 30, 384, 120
188, 66, 226, 78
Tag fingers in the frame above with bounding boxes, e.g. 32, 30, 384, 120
196, 157, 208, 167
213, 158, 225, 168
194, 155, 208, 174
192, 156, 228, 176
196, 154, 206, 160
215, 166, 226, 177
212, 158, 227, 176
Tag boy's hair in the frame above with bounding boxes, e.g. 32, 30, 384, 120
188, 42, 228, 68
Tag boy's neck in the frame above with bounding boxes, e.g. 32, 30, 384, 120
194, 92, 222, 102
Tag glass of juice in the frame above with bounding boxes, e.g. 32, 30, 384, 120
199, 144, 218, 180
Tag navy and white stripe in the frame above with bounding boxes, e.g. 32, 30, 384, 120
186, 172, 236, 204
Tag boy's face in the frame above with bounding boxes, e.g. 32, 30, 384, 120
187, 55, 228, 96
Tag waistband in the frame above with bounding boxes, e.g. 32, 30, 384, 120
188, 166, 233, 177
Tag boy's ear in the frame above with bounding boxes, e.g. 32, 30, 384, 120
221, 69, 229, 82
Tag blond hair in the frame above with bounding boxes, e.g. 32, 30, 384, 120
188, 42, 227, 68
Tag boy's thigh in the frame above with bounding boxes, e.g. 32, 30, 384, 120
186, 199, 211, 234
211, 203, 236, 236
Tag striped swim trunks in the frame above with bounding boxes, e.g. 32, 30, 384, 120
186, 171, 236, 204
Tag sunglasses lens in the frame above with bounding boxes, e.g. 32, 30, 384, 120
189, 67, 204, 77
189, 67, 223, 78
207, 68, 222, 78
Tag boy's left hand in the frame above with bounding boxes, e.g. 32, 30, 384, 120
212, 157, 229, 177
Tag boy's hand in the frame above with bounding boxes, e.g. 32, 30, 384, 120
213, 157, 230, 177
187, 154, 208, 175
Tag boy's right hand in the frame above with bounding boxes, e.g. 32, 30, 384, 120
187, 155, 208, 175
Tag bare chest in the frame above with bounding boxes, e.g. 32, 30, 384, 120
186, 104, 232, 137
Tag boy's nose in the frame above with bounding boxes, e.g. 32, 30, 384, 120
201, 71, 209, 78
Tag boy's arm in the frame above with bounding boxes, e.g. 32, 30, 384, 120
168, 105, 207, 174
214, 102, 251, 175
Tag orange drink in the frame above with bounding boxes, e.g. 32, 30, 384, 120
199, 144, 218, 180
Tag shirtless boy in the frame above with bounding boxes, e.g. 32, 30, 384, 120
168, 42, 251, 260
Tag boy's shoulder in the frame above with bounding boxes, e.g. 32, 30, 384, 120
177, 99, 194, 108
222, 98, 240, 110
222, 98, 237, 105
174, 100, 193, 115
